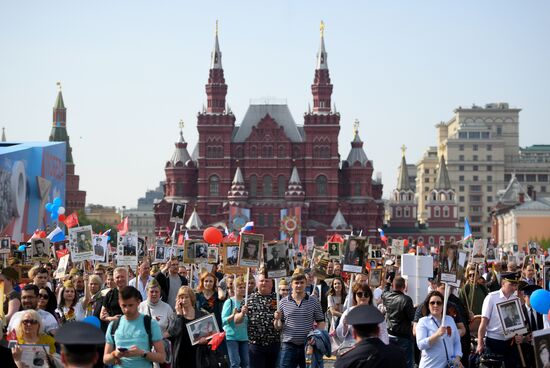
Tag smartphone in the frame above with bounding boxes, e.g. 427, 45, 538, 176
8, 341, 17, 349
117, 347, 128, 352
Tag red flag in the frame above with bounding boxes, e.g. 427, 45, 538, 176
64, 212, 79, 228
117, 216, 129, 236
177, 232, 184, 245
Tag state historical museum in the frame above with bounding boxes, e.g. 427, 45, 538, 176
154, 25, 385, 243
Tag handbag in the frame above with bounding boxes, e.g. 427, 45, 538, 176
197, 345, 229, 368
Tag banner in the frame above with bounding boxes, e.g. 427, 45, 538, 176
229, 206, 250, 233
280, 207, 302, 246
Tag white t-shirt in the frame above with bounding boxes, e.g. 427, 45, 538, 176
481, 289, 518, 340
56, 301, 86, 322
8, 309, 59, 334
138, 299, 174, 332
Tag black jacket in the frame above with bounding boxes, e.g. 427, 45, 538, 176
155, 272, 188, 303
381, 284, 415, 338
335, 338, 406, 368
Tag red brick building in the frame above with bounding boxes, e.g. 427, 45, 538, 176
154, 27, 384, 243
49, 84, 86, 214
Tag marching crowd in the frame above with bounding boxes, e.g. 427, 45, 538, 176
1, 249, 549, 368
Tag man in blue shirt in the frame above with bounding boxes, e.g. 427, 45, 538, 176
103, 286, 166, 368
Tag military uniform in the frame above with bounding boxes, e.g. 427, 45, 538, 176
335, 337, 406, 368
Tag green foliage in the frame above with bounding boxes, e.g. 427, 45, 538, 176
77, 210, 118, 243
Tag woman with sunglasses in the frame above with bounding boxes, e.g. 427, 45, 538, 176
335, 283, 389, 354
55, 278, 89, 324
37, 287, 58, 321
458, 264, 488, 315
10, 309, 56, 366
416, 291, 462, 368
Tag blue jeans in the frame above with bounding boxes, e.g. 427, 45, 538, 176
249, 343, 280, 368
280, 342, 306, 368
390, 335, 414, 368
227, 340, 250, 368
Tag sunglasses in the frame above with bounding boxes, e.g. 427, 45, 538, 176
468, 274, 475, 277
279, 288, 289, 292
355, 291, 369, 298
22, 319, 38, 325
38, 293, 49, 300
429, 300, 443, 306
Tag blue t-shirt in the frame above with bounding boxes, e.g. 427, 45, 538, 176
106, 314, 163, 368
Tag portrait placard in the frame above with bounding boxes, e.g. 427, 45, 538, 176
0, 236, 10, 254
18, 344, 50, 368
91, 235, 108, 262
369, 268, 383, 287
194, 242, 208, 264
471, 239, 487, 263
447, 249, 469, 288
532, 328, 550, 368
264, 241, 290, 278
486, 245, 496, 262
439, 243, 459, 284
52, 241, 69, 260
154, 245, 167, 263
69, 225, 94, 263
496, 299, 527, 338
183, 239, 197, 264
327, 242, 341, 260
223, 243, 245, 274
186, 313, 220, 346
170, 202, 186, 223
174, 246, 185, 263
391, 239, 405, 256
239, 233, 264, 268
368, 244, 382, 260
207, 246, 219, 264
342, 237, 366, 273
31, 238, 50, 260
55, 254, 70, 279
117, 232, 139, 267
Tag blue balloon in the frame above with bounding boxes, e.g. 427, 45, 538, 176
18, 245, 26, 252
51, 204, 59, 213
50, 212, 58, 220
83, 316, 101, 329
531, 289, 550, 315
53, 197, 62, 206
45, 203, 53, 212
107, 236, 111, 241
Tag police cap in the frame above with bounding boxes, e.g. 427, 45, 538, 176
346, 304, 384, 326
56, 321, 105, 345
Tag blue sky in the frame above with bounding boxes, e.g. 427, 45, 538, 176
1, 1, 549, 208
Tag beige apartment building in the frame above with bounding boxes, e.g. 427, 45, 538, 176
416, 103, 550, 238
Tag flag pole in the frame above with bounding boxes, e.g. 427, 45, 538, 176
245, 267, 250, 305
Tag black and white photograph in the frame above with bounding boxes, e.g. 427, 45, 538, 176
486, 245, 496, 262
0, 236, 10, 254
31, 238, 50, 259
207, 246, 219, 264
391, 239, 405, 256
223, 243, 244, 274
369, 268, 382, 287
439, 243, 459, 284
327, 242, 341, 259
183, 239, 196, 264
117, 232, 139, 267
342, 237, 366, 273
496, 299, 527, 338
92, 235, 108, 262
448, 249, 469, 288
368, 244, 383, 260
471, 238, 487, 263
174, 246, 185, 263
17, 344, 51, 368
170, 202, 186, 223
186, 314, 220, 346
239, 233, 264, 268
68, 225, 94, 262
55, 254, 70, 279
529, 242, 540, 256
532, 328, 550, 368
194, 242, 208, 264
155, 245, 166, 262
264, 241, 289, 278
138, 237, 146, 258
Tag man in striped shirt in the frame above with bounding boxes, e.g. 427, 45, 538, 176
274, 270, 325, 368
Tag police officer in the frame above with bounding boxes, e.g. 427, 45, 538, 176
335, 304, 406, 368
55, 321, 105, 368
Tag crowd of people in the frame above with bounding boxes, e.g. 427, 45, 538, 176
1, 241, 549, 368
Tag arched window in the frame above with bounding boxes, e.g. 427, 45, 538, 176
432, 193, 437, 201
404, 207, 410, 217
408, 194, 412, 201
278, 175, 286, 197
428, 236, 435, 245
449, 236, 456, 243
434, 207, 440, 217
263, 176, 273, 196
439, 236, 446, 245
209, 175, 219, 196
449, 193, 454, 201
262, 145, 273, 157
418, 236, 424, 243
396, 207, 402, 217
440, 193, 447, 201
250, 146, 257, 158
235, 146, 243, 158
443, 206, 449, 217
249, 175, 257, 197
316, 175, 327, 196
278, 145, 285, 157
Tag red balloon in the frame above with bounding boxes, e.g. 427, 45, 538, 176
203, 227, 223, 244
404, 239, 409, 247
39, 231, 47, 238
58, 214, 66, 222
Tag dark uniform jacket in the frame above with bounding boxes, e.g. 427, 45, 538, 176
335, 338, 406, 368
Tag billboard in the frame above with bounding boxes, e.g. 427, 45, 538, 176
0, 141, 66, 242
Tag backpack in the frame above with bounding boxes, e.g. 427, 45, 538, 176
110, 314, 153, 349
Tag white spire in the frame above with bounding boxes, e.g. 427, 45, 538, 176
185, 208, 203, 229
330, 209, 348, 229
232, 167, 244, 184
211, 20, 223, 69
316, 20, 328, 70
289, 166, 301, 184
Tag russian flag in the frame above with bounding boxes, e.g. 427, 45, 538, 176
47, 226, 65, 243
240, 221, 254, 234
378, 228, 388, 244
463, 217, 473, 242
102, 229, 112, 236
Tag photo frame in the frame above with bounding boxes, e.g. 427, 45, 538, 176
174, 246, 185, 263
194, 242, 208, 264
186, 313, 220, 346
471, 239, 487, 264
69, 225, 94, 262
327, 242, 341, 260
207, 246, 219, 264
92, 235, 108, 262
342, 237, 366, 273
53, 241, 69, 260
170, 202, 186, 223
154, 245, 167, 263
391, 239, 405, 256
55, 254, 70, 279
239, 233, 264, 268
496, 299, 527, 338
439, 243, 459, 284
117, 232, 139, 267
223, 243, 245, 274
447, 249, 469, 288
183, 239, 197, 264
17, 344, 50, 368
486, 245, 496, 262
0, 236, 10, 254
31, 238, 50, 260
532, 328, 550, 368
368, 244, 383, 260
369, 268, 383, 287
263, 241, 289, 278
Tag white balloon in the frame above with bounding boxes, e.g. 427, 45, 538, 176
58, 207, 66, 215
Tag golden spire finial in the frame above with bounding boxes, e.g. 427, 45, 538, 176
438, 142, 446, 157
401, 144, 407, 157
179, 119, 184, 131
320, 20, 325, 38
353, 119, 359, 135
56, 81, 62, 92
215, 19, 219, 36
